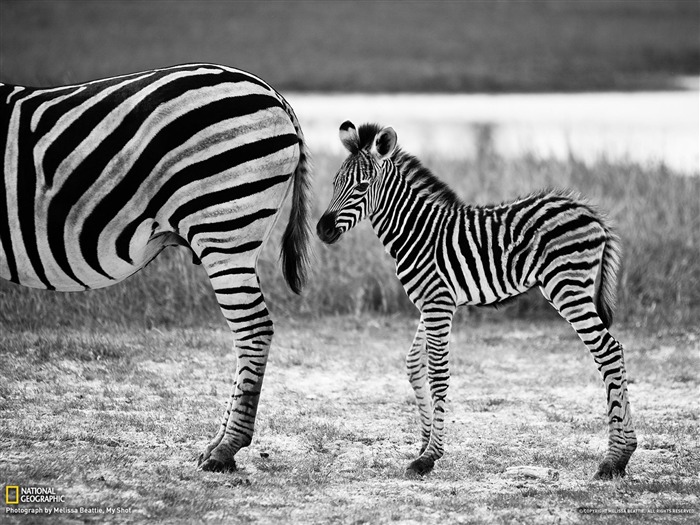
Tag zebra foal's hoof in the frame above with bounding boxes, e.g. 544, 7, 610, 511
199, 457, 237, 473
404, 457, 435, 478
593, 460, 625, 480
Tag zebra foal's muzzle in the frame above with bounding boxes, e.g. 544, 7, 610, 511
316, 212, 342, 244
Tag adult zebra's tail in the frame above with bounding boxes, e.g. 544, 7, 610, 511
596, 224, 623, 329
280, 122, 313, 295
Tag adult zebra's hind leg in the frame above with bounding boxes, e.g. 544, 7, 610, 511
197, 265, 273, 473
406, 316, 432, 455
540, 276, 637, 479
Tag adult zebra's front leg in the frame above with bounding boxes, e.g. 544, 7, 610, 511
198, 267, 273, 472
405, 304, 456, 477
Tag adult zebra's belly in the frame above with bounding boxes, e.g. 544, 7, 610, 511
0, 221, 184, 291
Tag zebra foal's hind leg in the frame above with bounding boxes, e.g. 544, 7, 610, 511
197, 264, 273, 473
406, 316, 432, 455
540, 275, 637, 479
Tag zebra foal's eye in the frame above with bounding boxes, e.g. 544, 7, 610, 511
356, 182, 370, 192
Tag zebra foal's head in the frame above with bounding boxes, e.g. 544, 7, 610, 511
317, 121, 397, 244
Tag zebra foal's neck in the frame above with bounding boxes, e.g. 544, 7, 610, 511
368, 150, 463, 259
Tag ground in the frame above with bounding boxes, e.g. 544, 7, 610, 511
1, 316, 698, 523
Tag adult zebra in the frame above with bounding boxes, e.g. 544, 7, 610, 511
317, 121, 636, 480
0, 63, 312, 472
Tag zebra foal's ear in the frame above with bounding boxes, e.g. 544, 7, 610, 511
339, 121, 359, 153
372, 126, 397, 160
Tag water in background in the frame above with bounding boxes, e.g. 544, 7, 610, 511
287, 89, 699, 174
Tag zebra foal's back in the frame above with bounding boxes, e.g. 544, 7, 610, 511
439, 189, 616, 315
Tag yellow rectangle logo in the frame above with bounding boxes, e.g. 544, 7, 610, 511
5, 485, 19, 505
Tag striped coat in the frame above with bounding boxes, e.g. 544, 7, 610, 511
318, 121, 636, 479
1, 64, 312, 471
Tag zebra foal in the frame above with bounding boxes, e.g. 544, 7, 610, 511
0, 64, 312, 472
317, 121, 636, 479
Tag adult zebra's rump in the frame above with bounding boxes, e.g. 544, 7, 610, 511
317, 121, 636, 480
0, 64, 312, 472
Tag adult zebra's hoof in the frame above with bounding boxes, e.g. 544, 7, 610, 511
199, 457, 237, 473
593, 460, 625, 480
404, 457, 435, 478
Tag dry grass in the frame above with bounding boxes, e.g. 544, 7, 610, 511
1, 317, 698, 523
2, 148, 697, 330
303, 148, 700, 326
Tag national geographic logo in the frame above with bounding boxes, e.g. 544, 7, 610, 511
4, 485, 65, 504
4, 485, 133, 516
5, 486, 18, 505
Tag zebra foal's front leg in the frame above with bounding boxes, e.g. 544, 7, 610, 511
406, 317, 432, 455
405, 305, 456, 477
198, 269, 273, 472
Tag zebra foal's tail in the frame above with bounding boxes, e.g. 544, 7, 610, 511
280, 125, 313, 295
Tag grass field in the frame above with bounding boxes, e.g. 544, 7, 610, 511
1, 0, 698, 91
2, 149, 698, 329
2, 317, 698, 523
1, 149, 698, 520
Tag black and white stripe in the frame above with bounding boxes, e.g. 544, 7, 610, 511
1, 63, 312, 472
317, 121, 636, 479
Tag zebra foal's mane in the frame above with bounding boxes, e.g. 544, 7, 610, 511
356, 123, 464, 209
356, 124, 596, 216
